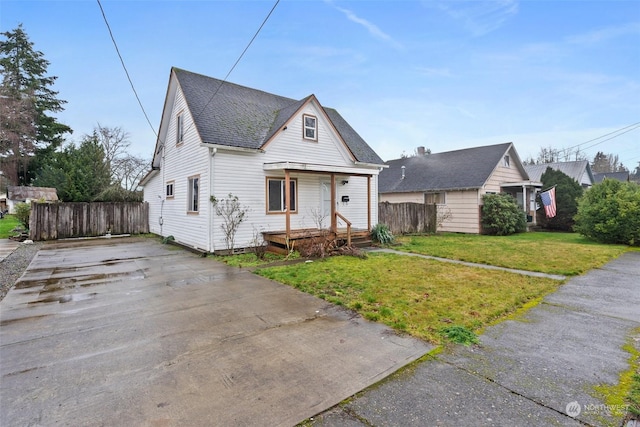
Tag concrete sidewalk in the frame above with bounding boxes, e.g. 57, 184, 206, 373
312, 251, 640, 426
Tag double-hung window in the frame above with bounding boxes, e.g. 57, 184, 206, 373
166, 181, 174, 199
303, 114, 317, 141
267, 177, 297, 213
188, 175, 199, 212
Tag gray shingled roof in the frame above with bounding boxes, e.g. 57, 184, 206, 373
378, 142, 513, 193
593, 171, 629, 183
173, 68, 383, 164
7, 186, 58, 201
524, 160, 593, 184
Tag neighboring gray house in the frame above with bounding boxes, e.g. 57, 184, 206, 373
378, 142, 541, 233
593, 171, 630, 183
4, 186, 58, 213
140, 68, 385, 253
524, 160, 595, 188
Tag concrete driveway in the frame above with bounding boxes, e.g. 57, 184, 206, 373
0, 237, 431, 426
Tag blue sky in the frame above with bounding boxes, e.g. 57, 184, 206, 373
2, 0, 639, 169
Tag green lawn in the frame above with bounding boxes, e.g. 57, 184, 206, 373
257, 252, 561, 344
395, 232, 630, 276
0, 214, 21, 239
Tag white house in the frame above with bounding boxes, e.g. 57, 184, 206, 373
140, 68, 385, 253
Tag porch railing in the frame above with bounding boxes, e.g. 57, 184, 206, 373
334, 212, 352, 246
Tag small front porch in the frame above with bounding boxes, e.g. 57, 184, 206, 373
262, 161, 377, 253
263, 227, 372, 254
501, 180, 543, 228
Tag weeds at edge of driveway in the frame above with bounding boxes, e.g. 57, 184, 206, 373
256, 252, 562, 345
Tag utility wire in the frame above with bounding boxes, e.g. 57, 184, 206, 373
578, 124, 640, 152
182, 0, 280, 137
564, 121, 640, 152
97, 0, 157, 138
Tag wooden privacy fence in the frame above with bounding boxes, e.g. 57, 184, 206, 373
29, 202, 149, 241
378, 202, 436, 235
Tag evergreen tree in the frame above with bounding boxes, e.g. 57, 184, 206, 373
34, 133, 110, 202
537, 167, 583, 231
0, 24, 71, 185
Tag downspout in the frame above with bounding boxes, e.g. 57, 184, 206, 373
209, 147, 217, 253
160, 143, 166, 236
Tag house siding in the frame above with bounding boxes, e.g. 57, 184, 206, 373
438, 190, 480, 233
483, 148, 528, 194
144, 85, 211, 251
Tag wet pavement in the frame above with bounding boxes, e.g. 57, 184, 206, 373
0, 237, 431, 426
311, 251, 640, 427
0, 239, 20, 262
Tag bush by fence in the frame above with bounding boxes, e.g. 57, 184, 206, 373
29, 202, 149, 241
378, 202, 436, 235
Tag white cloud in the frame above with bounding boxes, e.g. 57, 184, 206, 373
566, 22, 640, 45
329, 2, 404, 50
432, 0, 519, 37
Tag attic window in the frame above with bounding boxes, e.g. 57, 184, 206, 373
303, 114, 317, 141
176, 113, 184, 145
503, 155, 510, 168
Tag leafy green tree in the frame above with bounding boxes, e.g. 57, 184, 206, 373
34, 132, 110, 202
481, 193, 526, 236
574, 180, 640, 246
537, 167, 583, 231
0, 24, 71, 184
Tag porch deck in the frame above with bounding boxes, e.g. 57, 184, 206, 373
263, 228, 372, 254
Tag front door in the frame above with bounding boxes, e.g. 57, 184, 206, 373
320, 180, 333, 228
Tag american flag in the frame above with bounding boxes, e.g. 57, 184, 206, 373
540, 187, 556, 218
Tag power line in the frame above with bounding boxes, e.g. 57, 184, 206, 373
96, 0, 157, 138
578, 124, 640, 153
182, 0, 280, 138
564, 121, 640, 152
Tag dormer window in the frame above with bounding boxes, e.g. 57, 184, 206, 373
303, 114, 317, 141
503, 155, 510, 167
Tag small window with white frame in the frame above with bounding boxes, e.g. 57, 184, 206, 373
176, 113, 184, 145
425, 192, 446, 205
187, 175, 199, 212
503, 155, 510, 167
166, 181, 174, 199
303, 114, 317, 141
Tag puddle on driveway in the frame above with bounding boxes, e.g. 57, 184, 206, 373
28, 293, 98, 305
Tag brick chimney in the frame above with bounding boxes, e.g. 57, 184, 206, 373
417, 146, 426, 156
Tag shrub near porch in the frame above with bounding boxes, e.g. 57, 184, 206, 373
257, 253, 560, 344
